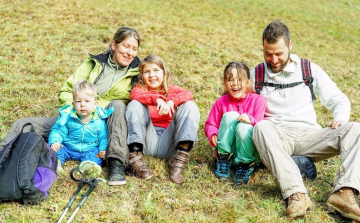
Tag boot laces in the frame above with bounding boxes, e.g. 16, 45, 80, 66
350, 189, 359, 205
218, 160, 230, 174
288, 193, 301, 204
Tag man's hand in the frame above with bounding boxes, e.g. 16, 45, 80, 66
328, 119, 347, 129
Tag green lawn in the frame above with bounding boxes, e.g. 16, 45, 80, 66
0, 0, 359, 222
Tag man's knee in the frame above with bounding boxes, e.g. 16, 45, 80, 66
253, 120, 272, 137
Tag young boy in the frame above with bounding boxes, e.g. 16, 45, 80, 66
49, 80, 113, 177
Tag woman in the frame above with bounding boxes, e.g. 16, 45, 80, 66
0, 27, 141, 186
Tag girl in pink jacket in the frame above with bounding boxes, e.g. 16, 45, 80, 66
125, 54, 200, 185
205, 61, 266, 185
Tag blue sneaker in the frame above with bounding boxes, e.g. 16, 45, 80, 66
233, 162, 255, 185
215, 153, 233, 180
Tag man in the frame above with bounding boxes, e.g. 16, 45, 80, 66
250, 20, 360, 220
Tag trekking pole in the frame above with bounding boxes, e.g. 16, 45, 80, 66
66, 178, 105, 223
57, 182, 84, 223
57, 167, 106, 223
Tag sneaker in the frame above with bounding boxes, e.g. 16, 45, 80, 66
107, 158, 126, 186
78, 161, 102, 178
233, 162, 255, 185
286, 193, 313, 218
327, 187, 360, 221
215, 153, 232, 180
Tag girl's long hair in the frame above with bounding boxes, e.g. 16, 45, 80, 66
138, 54, 171, 95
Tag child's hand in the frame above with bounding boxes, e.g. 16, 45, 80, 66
166, 100, 175, 117
98, 151, 106, 160
156, 98, 170, 116
211, 134, 218, 147
51, 142, 62, 152
237, 113, 250, 124
212, 149, 218, 159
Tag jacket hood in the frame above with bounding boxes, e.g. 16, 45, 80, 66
56, 105, 114, 126
90, 52, 140, 69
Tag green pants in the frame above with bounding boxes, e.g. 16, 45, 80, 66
217, 111, 260, 165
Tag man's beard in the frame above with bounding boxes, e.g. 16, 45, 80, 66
266, 52, 290, 73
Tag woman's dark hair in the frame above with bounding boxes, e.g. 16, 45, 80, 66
104, 27, 140, 54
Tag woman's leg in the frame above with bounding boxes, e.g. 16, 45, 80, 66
105, 100, 128, 185
0, 117, 57, 151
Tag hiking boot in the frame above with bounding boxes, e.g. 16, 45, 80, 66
168, 150, 190, 184
286, 193, 313, 218
215, 153, 233, 180
233, 162, 255, 185
78, 161, 102, 179
107, 158, 126, 186
327, 187, 360, 221
129, 151, 153, 180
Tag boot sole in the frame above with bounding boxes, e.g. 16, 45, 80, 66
287, 202, 314, 218
327, 202, 360, 221
108, 180, 127, 186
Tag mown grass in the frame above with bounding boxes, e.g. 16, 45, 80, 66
0, 0, 360, 222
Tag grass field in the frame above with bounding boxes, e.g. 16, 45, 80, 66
1, 0, 360, 222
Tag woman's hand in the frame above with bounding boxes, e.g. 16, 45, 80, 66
237, 113, 250, 124
156, 98, 171, 116
51, 142, 62, 152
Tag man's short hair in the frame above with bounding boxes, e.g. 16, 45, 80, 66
262, 20, 290, 46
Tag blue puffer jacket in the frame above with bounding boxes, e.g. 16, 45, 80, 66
48, 105, 114, 153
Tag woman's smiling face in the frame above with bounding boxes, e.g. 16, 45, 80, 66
111, 37, 139, 67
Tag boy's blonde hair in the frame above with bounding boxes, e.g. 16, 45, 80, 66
138, 54, 171, 95
222, 61, 254, 95
72, 79, 97, 100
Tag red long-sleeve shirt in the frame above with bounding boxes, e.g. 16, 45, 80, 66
130, 85, 193, 128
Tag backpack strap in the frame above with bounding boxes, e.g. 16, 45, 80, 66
255, 63, 265, 94
0, 123, 35, 169
301, 58, 316, 101
17, 132, 43, 205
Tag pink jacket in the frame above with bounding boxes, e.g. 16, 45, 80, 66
204, 93, 266, 147
130, 85, 193, 128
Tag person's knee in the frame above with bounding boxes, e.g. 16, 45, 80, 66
126, 100, 147, 116
252, 120, 272, 141
108, 100, 126, 111
221, 111, 240, 125
236, 122, 253, 139
12, 118, 34, 132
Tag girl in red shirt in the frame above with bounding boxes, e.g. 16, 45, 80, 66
125, 54, 200, 184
